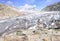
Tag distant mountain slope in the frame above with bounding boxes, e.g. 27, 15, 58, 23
0, 4, 23, 19
42, 2, 60, 11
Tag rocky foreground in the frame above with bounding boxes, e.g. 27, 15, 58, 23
0, 29, 60, 41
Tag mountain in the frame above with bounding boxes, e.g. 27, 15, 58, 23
0, 4, 60, 36
0, 4, 23, 19
42, 2, 60, 11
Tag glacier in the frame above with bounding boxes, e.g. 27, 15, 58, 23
0, 11, 60, 36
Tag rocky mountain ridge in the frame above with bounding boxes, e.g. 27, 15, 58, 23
42, 2, 60, 11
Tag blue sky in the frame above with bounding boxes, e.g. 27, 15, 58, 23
0, 0, 60, 10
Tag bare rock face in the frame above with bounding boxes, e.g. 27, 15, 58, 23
53, 35, 60, 41
4, 35, 21, 41
42, 2, 60, 11
3, 34, 28, 41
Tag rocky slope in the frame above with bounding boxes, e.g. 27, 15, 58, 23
0, 4, 23, 19
42, 2, 60, 11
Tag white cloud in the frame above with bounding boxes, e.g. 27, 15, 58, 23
26, 0, 36, 4
46, 0, 52, 2
19, 4, 36, 10
6, 1, 13, 5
